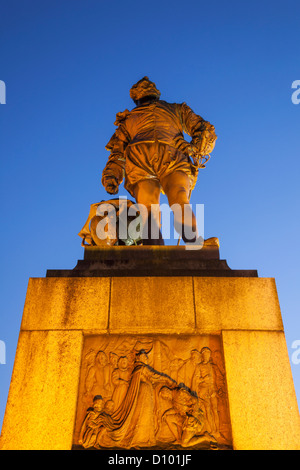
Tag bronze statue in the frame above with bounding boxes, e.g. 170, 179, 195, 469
101, 77, 217, 245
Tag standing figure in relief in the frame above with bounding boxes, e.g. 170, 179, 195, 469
111, 356, 131, 411
177, 349, 201, 390
192, 347, 220, 435
84, 350, 111, 399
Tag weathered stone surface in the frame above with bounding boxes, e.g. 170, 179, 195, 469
194, 277, 283, 333
1, 264, 299, 450
109, 276, 195, 334
21, 277, 110, 331
223, 330, 300, 450
0, 330, 83, 450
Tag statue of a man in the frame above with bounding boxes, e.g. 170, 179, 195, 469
102, 77, 216, 245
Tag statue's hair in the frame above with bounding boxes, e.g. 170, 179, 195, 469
135, 349, 148, 357
130, 76, 161, 102
93, 395, 103, 402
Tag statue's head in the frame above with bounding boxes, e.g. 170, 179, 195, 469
135, 349, 148, 364
200, 347, 211, 362
130, 76, 161, 104
93, 395, 104, 412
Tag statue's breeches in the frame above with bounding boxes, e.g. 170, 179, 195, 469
124, 142, 195, 196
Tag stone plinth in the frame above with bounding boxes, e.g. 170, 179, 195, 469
0, 246, 299, 450
46, 243, 258, 278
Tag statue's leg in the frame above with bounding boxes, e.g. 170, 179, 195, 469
161, 171, 198, 243
133, 179, 164, 245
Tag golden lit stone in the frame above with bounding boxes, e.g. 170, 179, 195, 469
0, 331, 83, 450
223, 330, 300, 450
194, 277, 283, 333
21, 277, 110, 331
109, 276, 195, 334
1, 274, 299, 450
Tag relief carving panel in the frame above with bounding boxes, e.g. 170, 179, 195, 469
73, 335, 232, 450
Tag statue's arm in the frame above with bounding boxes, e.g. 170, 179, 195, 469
180, 103, 217, 156
101, 132, 127, 195
180, 102, 206, 137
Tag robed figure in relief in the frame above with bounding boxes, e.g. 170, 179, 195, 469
79, 351, 176, 449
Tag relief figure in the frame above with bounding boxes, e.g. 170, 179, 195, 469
77, 340, 232, 450
102, 350, 176, 448
84, 350, 111, 399
192, 347, 223, 436
78, 395, 114, 449
177, 349, 201, 389
111, 356, 131, 411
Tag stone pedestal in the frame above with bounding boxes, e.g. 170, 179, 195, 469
1, 246, 299, 450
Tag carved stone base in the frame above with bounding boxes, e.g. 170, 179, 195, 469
1, 248, 300, 450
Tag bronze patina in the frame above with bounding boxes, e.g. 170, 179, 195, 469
101, 77, 217, 245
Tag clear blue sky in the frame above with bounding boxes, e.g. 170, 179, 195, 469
0, 0, 300, 433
